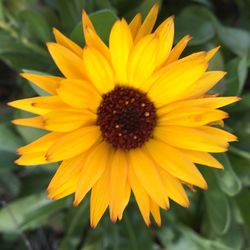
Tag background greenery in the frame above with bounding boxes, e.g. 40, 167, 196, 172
0, 0, 250, 249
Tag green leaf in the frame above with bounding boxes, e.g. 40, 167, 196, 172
0, 171, 20, 198
214, 154, 242, 196
215, 24, 250, 57
110, 0, 142, 14
59, 201, 89, 250
18, 169, 53, 196
228, 154, 250, 186
229, 92, 250, 113
159, 224, 234, 250
225, 56, 248, 95
175, 6, 215, 45
0, 151, 17, 172
70, 22, 84, 47
129, 0, 160, 19
236, 189, 250, 233
22, 198, 67, 230
0, 31, 49, 71
18, 9, 52, 43
94, 0, 116, 12
0, 192, 66, 232
0, 0, 5, 21
192, 0, 212, 8
55, 0, 80, 32
0, 124, 23, 152
219, 201, 245, 250
4, 0, 37, 15
204, 170, 231, 235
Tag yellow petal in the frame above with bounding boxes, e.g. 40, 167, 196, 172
90, 165, 110, 228
53, 28, 83, 57
82, 10, 95, 32
200, 126, 237, 142
15, 152, 48, 166
128, 34, 159, 87
8, 97, 51, 115
129, 13, 142, 39
158, 96, 240, 115
83, 47, 115, 93
47, 42, 87, 79
48, 179, 77, 200
8, 95, 69, 115
129, 149, 168, 208
20, 73, 62, 95
179, 71, 226, 100
165, 35, 191, 65
12, 116, 44, 129
150, 199, 161, 226
82, 9, 109, 60
26, 96, 69, 110
43, 110, 97, 132
206, 46, 220, 61
109, 19, 133, 83
154, 126, 229, 153
57, 79, 101, 111
158, 167, 189, 207
145, 139, 207, 189
74, 142, 111, 206
109, 150, 128, 222
148, 53, 208, 107
17, 132, 61, 154
135, 4, 159, 43
84, 26, 110, 61
154, 16, 174, 68
158, 107, 228, 127
118, 181, 131, 220
48, 153, 87, 199
181, 149, 223, 169
128, 166, 151, 225
46, 126, 101, 162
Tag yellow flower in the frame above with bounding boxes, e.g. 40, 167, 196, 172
9, 4, 239, 227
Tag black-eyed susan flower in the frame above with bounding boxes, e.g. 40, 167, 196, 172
9, 4, 239, 227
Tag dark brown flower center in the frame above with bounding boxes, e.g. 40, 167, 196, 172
96, 86, 157, 150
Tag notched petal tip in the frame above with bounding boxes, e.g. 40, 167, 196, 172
52, 27, 58, 34
203, 183, 208, 190
14, 159, 20, 165
110, 217, 118, 224
90, 222, 97, 229
11, 119, 19, 125
185, 35, 192, 41
145, 220, 151, 227
47, 192, 55, 200
183, 200, 190, 208
16, 148, 22, 155
73, 199, 80, 207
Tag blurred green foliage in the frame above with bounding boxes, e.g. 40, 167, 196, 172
0, 0, 250, 249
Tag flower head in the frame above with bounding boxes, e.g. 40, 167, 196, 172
9, 4, 239, 227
